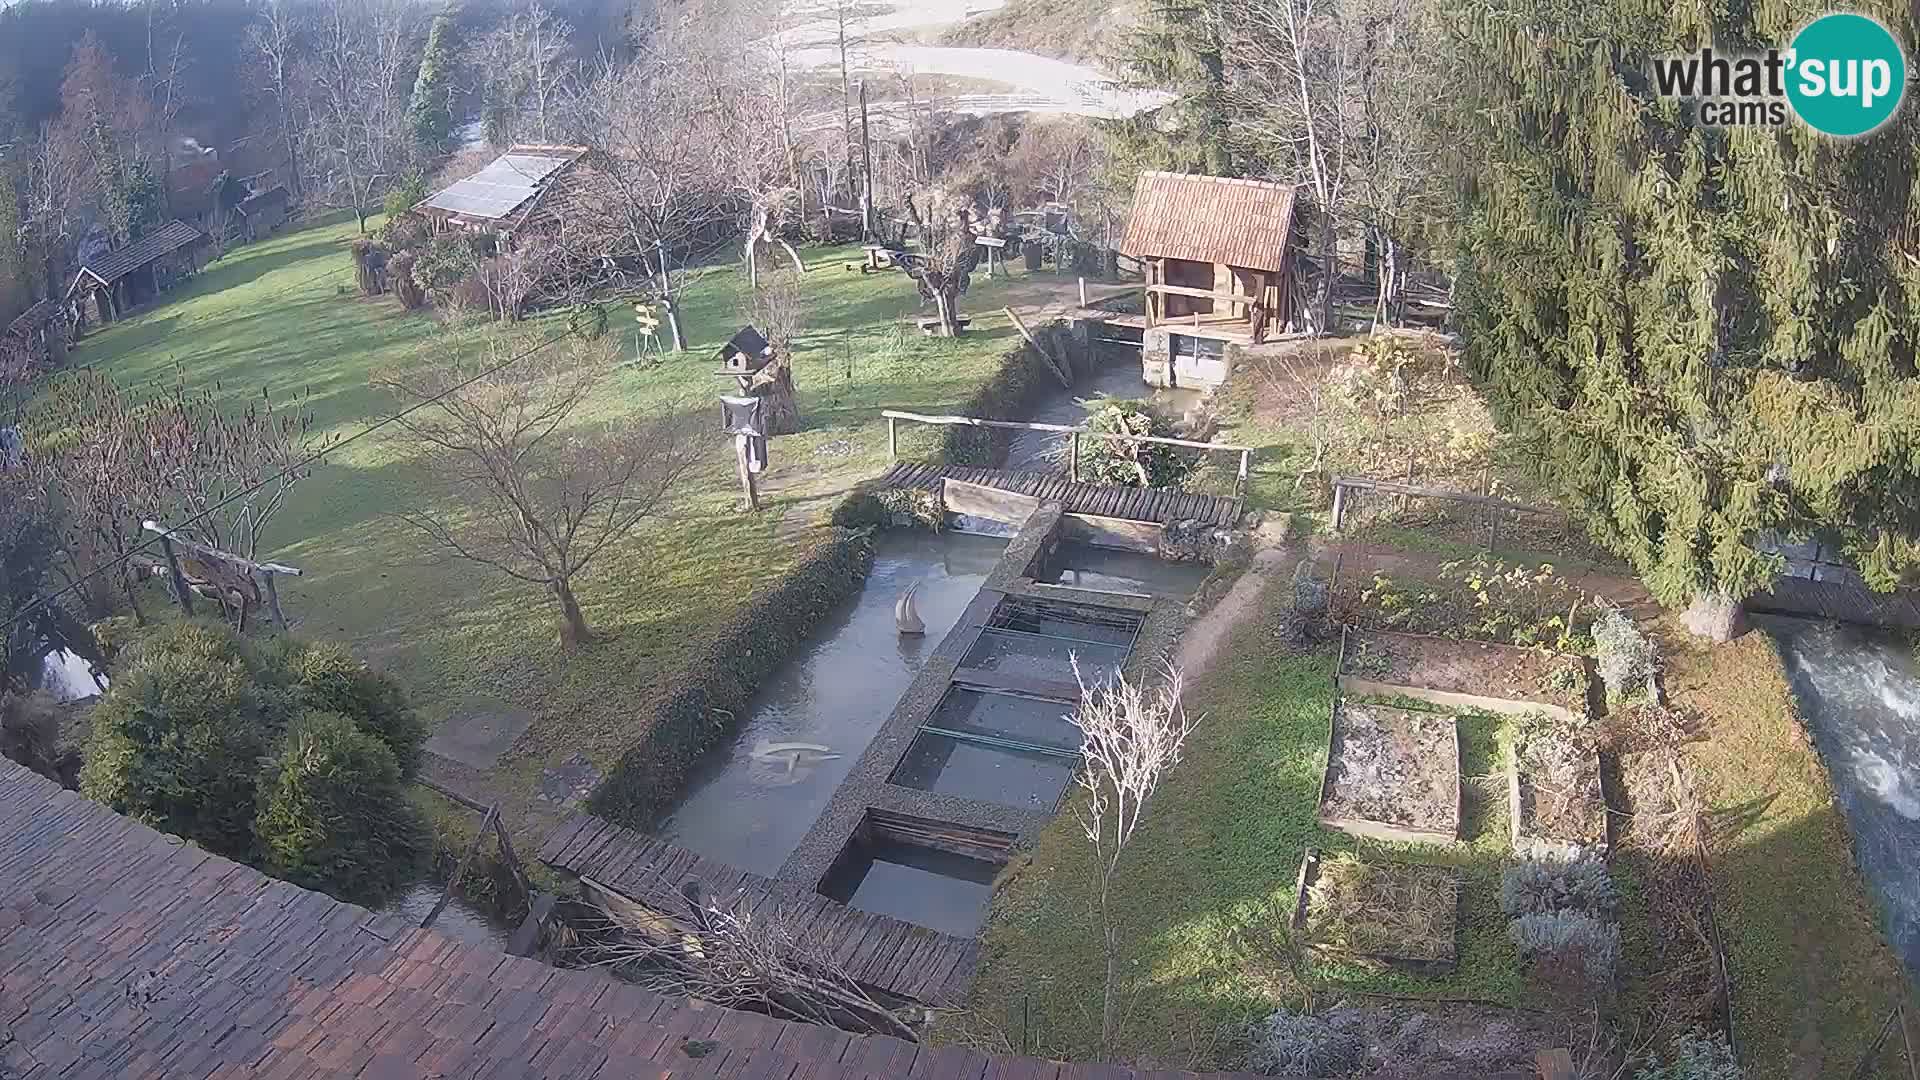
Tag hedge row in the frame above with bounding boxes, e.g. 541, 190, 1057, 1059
587, 527, 878, 828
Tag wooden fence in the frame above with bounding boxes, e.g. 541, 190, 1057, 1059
882, 408, 1256, 497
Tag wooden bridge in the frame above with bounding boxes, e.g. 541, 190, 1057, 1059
538, 813, 980, 1006
878, 461, 1243, 528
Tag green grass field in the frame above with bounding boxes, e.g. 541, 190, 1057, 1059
946, 584, 1528, 1068
69, 215, 1067, 838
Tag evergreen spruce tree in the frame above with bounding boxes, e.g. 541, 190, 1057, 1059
410, 10, 460, 155
1102, 0, 1240, 178
1443, 0, 1920, 637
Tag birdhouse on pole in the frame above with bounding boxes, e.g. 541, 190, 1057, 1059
716, 325, 773, 379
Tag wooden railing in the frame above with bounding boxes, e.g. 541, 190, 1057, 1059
882, 408, 1254, 497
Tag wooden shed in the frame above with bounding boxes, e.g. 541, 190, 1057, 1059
65, 220, 210, 326
237, 185, 291, 242
416, 144, 589, 240
1118, 171, 1301, 387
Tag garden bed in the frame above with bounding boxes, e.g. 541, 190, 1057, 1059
1339, 628, 1588, 720
1508, 731, 1609, 854
1317, 699, 1461, 845
1291, 848, 1462, 975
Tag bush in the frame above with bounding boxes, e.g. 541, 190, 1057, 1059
383, 170, 429, 219
1078, 399, 1193, 488
1507, 910, 1619, 991
1, 690, 65, 779
1594, 604, 1657, 698
1635, 1029, 1742, 1080
389, 251, 426, 309
254, 710, 427, 904
1501, 856, 1617, 918
267, 640, 427, 779
79, 648, 272, 857
1246, 1010, 1366, 1077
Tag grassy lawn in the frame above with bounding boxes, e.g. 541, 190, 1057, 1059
1659, 621, 1913, 1078
947, 577, 1527, 1068
68, 215, 1072, 846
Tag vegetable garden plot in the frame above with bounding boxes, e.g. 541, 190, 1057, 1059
1291, 848, 1463, 975
1317, 700, 1462, 845
1339, 628, 1589, 720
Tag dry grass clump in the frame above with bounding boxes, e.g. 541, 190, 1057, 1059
1305, 854, 1460, 961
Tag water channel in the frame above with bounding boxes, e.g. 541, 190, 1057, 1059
656, 531, 1008, 876
1762, 615, 1920, 980
376, 882, 516, 950
1004, 354, 1207, 472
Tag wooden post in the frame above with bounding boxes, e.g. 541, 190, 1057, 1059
1237, 449, 1251, 499
734, 434, 760, 511
1078, 276, 1087, 307
1330, 482, 1347, 533
1068, 431, 1080, 483
261, 571, 288, 630
424, 805, 497, 930
490, 812, 532, 904
888, 415, 898, 458
158, 535, 193, 615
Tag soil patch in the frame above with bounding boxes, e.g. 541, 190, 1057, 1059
1342, 629, 1588, 716
1319, 700, 1461, 843
1294, 849, 1461, 973
1509, 733, 1608, 853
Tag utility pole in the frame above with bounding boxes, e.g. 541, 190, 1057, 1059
859, 79, 875, 241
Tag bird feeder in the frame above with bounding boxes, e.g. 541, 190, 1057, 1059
716, 325, 773, 381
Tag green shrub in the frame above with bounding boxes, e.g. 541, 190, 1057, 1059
1077, 399, 1192, 488
383, 171, 429, 219
254, 710, 427, 905
940, 339, 1053, 465
1635, 1029, 1742, 1080
1245, 1010, 1366, 1076
79, 649, 271, 857
1501, 856, 1617, 919
268, 640, 427, 778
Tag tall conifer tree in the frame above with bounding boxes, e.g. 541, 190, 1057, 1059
1443, 0, 1920, 636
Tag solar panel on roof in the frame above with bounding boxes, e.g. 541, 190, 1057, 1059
422, 151, 576, 221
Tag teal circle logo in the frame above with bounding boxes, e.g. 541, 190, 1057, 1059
1786, 13, 1907, 137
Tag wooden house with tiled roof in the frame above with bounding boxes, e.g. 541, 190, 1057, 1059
1116, 171, 1302, 388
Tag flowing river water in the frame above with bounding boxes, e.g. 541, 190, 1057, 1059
1762, 615, 1920, 979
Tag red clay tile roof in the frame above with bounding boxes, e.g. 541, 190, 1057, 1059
1117, 172, 1297, 273
67, 220, 207, 296
0, 760, 1258, 1080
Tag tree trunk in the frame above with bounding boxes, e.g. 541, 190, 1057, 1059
1317, 213, 1336, 337
751, 359, 799, 435
1681, 590, 1747, 643
657, 240, 687, 351
554, 579, 592, 648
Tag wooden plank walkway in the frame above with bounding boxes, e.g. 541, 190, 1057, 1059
538, 813, 980, 1007
0, 759, 1259, 1080
879, 461, 1243, 527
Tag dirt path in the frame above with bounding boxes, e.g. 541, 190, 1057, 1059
1176, 545, 1298, 680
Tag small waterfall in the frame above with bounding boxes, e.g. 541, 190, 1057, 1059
38, 649, 104, 703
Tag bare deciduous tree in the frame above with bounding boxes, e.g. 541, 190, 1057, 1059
308, 0, 418, 232
901, 188, 982, 337
374, 336, 703, 647
475, 2, 576, 145
30, 370, 328, 621
247, 0, 306, 199
1070, 658, 1200, 1055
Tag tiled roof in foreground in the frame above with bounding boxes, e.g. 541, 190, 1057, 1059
0, 760, 1254, 1079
